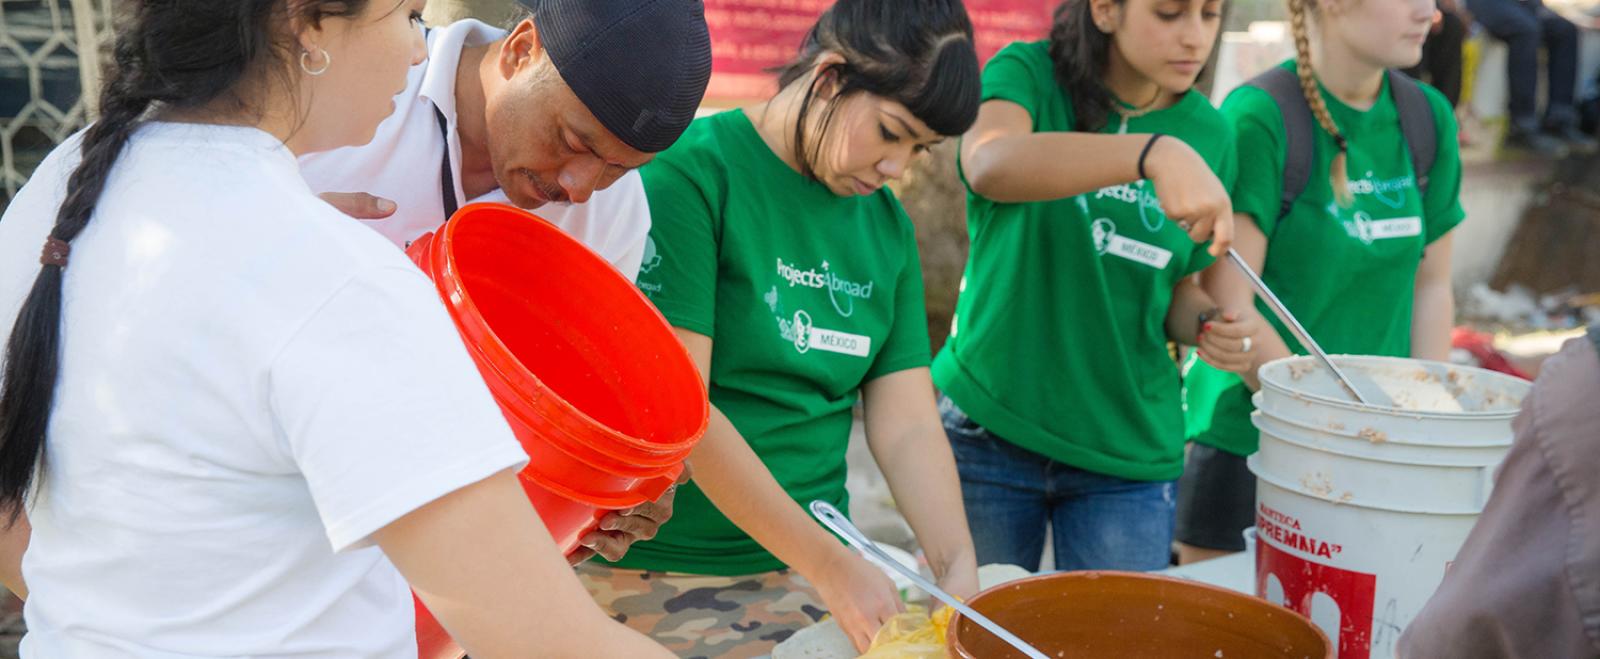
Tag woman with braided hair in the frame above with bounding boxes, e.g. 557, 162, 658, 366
933, 0, 1262, 575
1176, 0, 1464, 564
0, 1, 675, 656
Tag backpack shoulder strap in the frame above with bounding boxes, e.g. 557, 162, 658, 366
1387, 69, 1438, 197
1245, 66, 1315, 221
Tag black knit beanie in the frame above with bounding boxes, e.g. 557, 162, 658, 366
525, 0, 713, 153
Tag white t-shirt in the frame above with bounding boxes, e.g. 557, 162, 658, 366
0, 123, 529, 658
298, 19, 652, 280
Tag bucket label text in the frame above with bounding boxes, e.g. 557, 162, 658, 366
1258, 503, 1343, 559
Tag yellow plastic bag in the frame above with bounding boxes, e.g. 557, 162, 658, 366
856, 604, 957, 659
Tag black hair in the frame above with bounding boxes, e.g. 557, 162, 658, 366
0, 0, 372, 523
770, 0, 982, 181
1048, 0, 1123, 133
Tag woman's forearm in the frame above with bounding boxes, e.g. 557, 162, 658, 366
690, 406, 851, 575
1411, 235, 1457, 362
1411, 280, 1455, 361
868, 418, 975, 578
964, 131, 1157, 203
860, 371, 976, 585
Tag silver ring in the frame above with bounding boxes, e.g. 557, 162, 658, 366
1241, 335, 1253, 353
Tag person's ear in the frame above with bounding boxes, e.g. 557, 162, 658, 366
289, 9, 331, 70
808, 51, 848, 101
1091, 0, 1123, 33
497, 17, 546, 80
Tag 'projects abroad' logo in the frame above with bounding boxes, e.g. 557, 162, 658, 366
1093, 182, 1167, 231
770, 257, 875, 358
639, 236, 663, 275
776, 257, 874, 317
1328, 171, 1423, 245
1346, 170, 1414, 210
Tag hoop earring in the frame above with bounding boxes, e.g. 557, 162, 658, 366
300, 47, 331, 76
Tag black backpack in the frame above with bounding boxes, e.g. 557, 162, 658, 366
1245, 66, 1438, 220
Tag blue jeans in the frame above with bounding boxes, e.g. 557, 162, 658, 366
1465, 0, 1579, 131
940, 397, 1175, 572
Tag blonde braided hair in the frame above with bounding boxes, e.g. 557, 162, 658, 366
1288, 0, 1353, 206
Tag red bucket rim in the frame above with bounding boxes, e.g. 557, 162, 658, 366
426, 202, 708, 461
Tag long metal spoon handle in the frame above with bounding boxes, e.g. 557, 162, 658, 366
808, 501, 1051, 659
1224, 248, 1370, 405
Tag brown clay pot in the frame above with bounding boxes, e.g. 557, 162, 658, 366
947, 571, 1331, 659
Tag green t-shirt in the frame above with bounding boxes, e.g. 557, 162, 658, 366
1185, 59, 1465, 457
930, 40, 1236, 482
613, 110, 933, 575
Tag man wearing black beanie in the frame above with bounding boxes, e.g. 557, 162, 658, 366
302, 0, 712, 282
299, 0, 712, 562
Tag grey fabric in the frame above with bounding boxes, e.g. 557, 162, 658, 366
1246, 66, 1313, 221
1247, 67, 1437, 221
1174, 443, 1255, 551
1389, 69, 1437, 196
1400, 336, 1600, 658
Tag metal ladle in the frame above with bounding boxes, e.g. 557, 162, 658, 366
1224, 248, 1373, 406
808, 500, 1050, 659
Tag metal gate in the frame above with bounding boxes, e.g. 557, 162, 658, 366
1, 0, 113, 207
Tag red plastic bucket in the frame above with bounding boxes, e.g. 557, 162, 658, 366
406, 203, 708, 658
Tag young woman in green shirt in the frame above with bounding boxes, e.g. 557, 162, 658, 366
576, 1, 982, 655
1176, 0, 1463, 564
932, 0, 1261, 574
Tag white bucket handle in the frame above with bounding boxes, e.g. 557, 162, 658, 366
1479, 464, 1499, 508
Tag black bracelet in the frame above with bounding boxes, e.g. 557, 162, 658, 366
1137, 133, 1165, 181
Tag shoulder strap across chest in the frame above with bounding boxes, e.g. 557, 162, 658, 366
1245, 66, 1437, 221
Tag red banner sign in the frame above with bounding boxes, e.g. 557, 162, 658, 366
705, 0, 1055, 103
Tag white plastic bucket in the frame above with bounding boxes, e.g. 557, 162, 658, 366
1248, 356, 1530, 659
